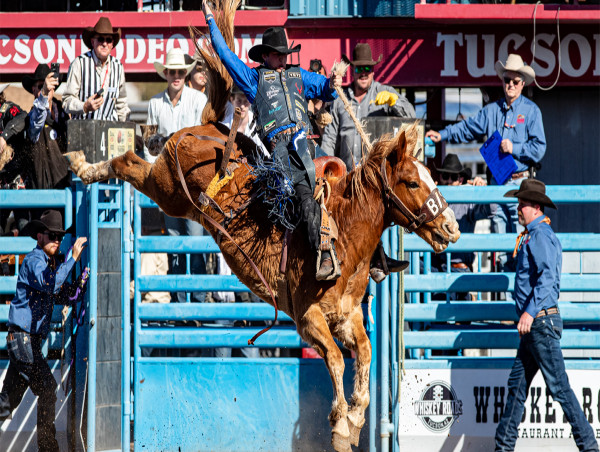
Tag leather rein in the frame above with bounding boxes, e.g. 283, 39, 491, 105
173, 129, 278, 345
379, 157, 448, 232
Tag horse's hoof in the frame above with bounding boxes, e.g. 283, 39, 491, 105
331, 432, 352, 452
348, 421, 361, 447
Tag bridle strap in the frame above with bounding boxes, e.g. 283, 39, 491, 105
379, 157, 448, 231
174, 132, 279, 345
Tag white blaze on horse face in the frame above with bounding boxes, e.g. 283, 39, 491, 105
412, 160, 457, 228
412, 160, 436, 191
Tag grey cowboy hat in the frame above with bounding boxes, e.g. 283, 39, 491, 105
21, 210, 67, 239
504, 179, 557, 209
248, 27, 300, 63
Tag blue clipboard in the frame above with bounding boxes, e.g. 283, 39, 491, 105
479, 131, 518, 185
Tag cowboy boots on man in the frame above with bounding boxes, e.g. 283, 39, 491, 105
369, 242, 409, 283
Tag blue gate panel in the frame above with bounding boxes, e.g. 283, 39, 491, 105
135, 358, 367, 452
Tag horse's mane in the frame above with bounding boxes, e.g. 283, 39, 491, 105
347, 122, 420, 203
190, 0, 240, 124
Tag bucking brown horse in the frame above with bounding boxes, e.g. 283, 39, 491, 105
64, 3, 460, 450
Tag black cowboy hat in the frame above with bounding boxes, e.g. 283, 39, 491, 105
21, 210, 67, 240
82, 17, 121, 50
434, 153, 470, 178
22, 64, 52, 94
342, 43, 382, 67
248, 27, 301, 63
504, 178, 557, 209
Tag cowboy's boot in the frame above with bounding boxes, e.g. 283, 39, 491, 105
369, 247, 409, 284
316, 250, 334, 281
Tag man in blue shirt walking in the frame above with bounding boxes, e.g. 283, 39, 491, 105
427, 54, 546, 276
0, 210, 87, 451
494, 180, 597, 452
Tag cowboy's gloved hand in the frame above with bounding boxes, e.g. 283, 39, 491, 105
375, 91, 398, 107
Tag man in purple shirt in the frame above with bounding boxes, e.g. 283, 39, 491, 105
0, 210, 87, 452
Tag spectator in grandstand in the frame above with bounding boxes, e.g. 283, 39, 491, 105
0, 84, 29, 236
63, 17, 130, 121
321, 42, 416, 171
187, 53, 208, 93
426, 54, 546, 278
23, 63, 71, 190
148, 47, 208, 303
225, 84, 268, 155
0, 210, 88, 452
429, 153, 495, 301
495, 179, 597, 452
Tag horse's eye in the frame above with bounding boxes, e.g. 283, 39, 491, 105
407, 181, 419, 189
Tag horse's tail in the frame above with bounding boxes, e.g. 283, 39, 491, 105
190, 0, 240, 125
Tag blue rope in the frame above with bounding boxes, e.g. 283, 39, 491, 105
247, 152, 298, 231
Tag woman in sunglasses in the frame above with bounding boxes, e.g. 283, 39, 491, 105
0, 210, 87, 452
63, 17, 130, 122
426, 54, 546, 279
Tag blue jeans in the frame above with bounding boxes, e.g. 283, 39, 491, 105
163, 215, 207, 303
0, 332, 59, 452
495, 315, 598, 451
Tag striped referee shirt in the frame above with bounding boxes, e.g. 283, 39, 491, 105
63, 50, 130, 121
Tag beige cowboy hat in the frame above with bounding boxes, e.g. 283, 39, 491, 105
82, 17, 121, 49
495, 54, 536, 86
154, 48, 196, 80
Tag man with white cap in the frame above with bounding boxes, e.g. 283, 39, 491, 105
147, 47, 208, 305
426, 54, 546, 276
147, 47, 207, 137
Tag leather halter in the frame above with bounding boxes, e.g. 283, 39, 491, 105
379, 157, 448, 232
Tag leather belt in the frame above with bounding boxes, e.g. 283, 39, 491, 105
451, 262, 469, 270
512, 170, 530, 180
269, 125, 301, 144
536, 306, 559, 318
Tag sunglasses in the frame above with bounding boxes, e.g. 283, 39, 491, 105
94, 36, 114, 44
503, 77, 523, 86
440, 173, 459, 182
354, 66, 373, 74
44, 231, 64, 242
167, 69, 187, 77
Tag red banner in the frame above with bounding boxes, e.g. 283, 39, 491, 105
0, 14, 598, 87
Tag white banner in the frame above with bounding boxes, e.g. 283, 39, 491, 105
399, 368, 600, 451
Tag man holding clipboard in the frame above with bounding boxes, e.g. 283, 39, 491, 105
426, 54, 546, 276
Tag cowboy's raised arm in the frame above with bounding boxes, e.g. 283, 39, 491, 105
202, 1, 259, 102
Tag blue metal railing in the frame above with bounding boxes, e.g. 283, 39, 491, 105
402, 184, 600, 356
127, 191, 391, 451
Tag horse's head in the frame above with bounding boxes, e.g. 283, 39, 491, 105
375, 126, 460, 252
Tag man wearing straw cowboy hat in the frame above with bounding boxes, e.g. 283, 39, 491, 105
63, 16, 130, 121
494, 179, 597, 452
321, 42, 415, 172
0, 210, 88, 452
427, 54, 547, 277
202, 1, 344, 281
147, 47, 208, 304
